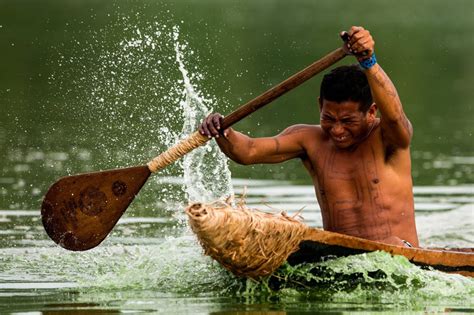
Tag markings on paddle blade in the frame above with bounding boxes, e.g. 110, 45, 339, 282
79, 186, 107, 216
112, 180, 127, 197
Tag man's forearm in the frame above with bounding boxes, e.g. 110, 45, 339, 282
215, 128, 253, 165
365, 64, 405, 122
365, 63, 413, 146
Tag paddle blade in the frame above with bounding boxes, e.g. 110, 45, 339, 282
41, 165, 151, 251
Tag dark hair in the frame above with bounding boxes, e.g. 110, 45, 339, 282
320, 64, 373, 112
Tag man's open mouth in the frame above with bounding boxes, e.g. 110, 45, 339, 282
333, 135, 349, 142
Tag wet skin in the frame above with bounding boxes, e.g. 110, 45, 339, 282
305, 101, 418, 246
199, 26, 419, 247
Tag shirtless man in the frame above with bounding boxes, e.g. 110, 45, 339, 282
199, 26, 419, 247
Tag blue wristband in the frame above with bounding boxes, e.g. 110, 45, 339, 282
359, 53, 377, 69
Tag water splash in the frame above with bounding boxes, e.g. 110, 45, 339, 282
48, 14, 234, 208
244, 251, 474, 307
173, 26, 234, 202
1, 242, 472, 311
0, 235, 239, 295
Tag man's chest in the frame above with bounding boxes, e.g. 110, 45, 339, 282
304, 141, 389, 200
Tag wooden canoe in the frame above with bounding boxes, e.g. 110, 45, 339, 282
287, 228, 474, 277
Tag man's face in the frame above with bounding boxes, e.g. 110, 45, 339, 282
319, 99, 376, 149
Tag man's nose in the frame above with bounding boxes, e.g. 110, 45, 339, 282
331, 123, 344, 136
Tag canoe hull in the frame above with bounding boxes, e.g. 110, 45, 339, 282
289, 229, 474, 277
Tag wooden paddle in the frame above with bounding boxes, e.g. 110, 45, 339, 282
41, 44, 349, 251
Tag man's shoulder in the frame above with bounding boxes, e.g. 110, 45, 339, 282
280, 124, 323, 136
278, 124, 326, 149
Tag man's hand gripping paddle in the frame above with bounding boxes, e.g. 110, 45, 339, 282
41, 42, 350, 251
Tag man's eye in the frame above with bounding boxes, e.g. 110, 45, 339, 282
342, 120, 356, 124
322, 117, 334, 121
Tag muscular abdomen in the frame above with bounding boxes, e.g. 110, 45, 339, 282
311, 141, 417, 244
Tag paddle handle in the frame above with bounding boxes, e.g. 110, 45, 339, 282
148, 46, 348, 173
148, 131, 208, 173
221, 47, 347, 129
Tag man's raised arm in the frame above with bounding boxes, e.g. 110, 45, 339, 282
199, 113, 307, 165
345, 26, 413, 149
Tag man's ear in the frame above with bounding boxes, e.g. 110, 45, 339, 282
318, 97, 323, 113
367, 103, 378, 122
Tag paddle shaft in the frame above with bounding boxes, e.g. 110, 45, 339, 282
147, 46, 348, 173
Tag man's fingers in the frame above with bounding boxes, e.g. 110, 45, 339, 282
212, 114, 222, 130
210, 114, 222, 138
347, 26, 364, 37
201, 122, 211, 138
357, 37, 373, 47
199, 113, 227, 139
202, 116, 214, 138
349, 30, 369, 45
200, 113, 226, 139
350, 38, 373, 54
207, 115, 220, 137
351, 26, 365, 32
344, 27, 374, 56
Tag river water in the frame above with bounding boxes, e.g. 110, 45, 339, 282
1, 0, 473, 313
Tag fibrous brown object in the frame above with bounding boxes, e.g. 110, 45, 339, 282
185, 201, 309, 279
